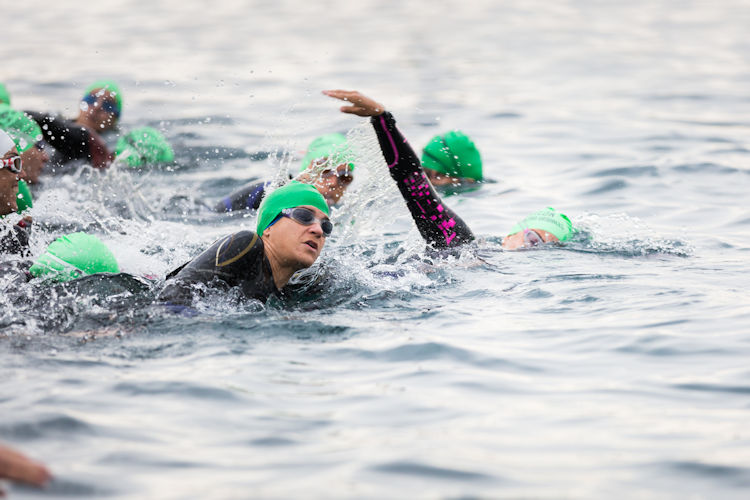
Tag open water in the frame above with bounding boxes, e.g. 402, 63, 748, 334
2, 1, 750, 498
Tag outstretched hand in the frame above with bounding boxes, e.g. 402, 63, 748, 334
322, 90, 386, 117
0, 444, 51, 493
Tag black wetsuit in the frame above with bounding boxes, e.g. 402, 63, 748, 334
26, 112, 112, 172
371, 112, 474, 249
214, 180, 271, 212
158, 230, 277, 306
160, 111, 473, 306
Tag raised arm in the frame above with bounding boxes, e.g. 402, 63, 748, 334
323, 90, 473, 249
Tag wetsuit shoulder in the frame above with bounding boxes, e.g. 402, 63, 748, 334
370, 111, 474, 249
158, 230, 277, 305
25, 111, 111, 169
214, 180, 269, 212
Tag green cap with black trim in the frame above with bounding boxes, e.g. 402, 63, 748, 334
507, 207, 574, 241
16, 180, 32, 213
421, 130, 482, 181
0, 83, 10, 106
256, 181, 329, 236
299, 133, 355, 172
115, 127, 174, 167
29, 232, 120, 282
0, 104, 42, 153
84, 79, 123, 115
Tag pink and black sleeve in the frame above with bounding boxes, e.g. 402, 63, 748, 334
370, 112, 474, 249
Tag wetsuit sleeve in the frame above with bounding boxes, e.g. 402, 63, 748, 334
370, 112, 474, 248
26, 111, 112, 169
214, 180, 269, 212
158, 230, 277, 306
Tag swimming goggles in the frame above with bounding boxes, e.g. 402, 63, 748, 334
0, 155, 22, 174
281, 207, 333, 236
81, 93, 120, 117
523, 229, 545, 247
321, 168, 353, 184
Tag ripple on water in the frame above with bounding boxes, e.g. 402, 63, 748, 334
112, 381, 242, 402
590, 165, 659, 178
582, 179, 629, 195
0, 414, 94, 440
661, 461, 750, 488
371, 460, 496, 482
332, 342, 544, 372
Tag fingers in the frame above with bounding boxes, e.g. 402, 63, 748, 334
0, 445, 52, 487
323, 90, 385, 116
322, 89, 359, 102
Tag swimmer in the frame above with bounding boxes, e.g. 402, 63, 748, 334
114, 126, 174, 167
161, 92, 473, 306
422, 130, 483, 187
215, 133, 354, 212
26, 80, 122, 171
160, 181, 331, 306
323, 89, 474, 249
0, 129, 31, 255
0, 104, 48, 184
501, 207, 574, 250
0, 443, 51, 495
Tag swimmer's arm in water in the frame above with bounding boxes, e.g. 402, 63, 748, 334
323, 90, 474, 249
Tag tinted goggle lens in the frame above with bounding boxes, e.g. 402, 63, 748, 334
523, 229, 544, 247
285, 207, 333, 236
82, 93, 120, 117
322, 168, 353, 183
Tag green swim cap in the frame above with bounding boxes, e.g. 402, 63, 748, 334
29, 232, 120, 282
299, 133, 355, 172
256, 181, 329, 235
115, 127, 174, 167
16, 180, 32, 213
0, 104, 42, 153
0, 83, 10, 105
84, 79, 123, 115
508, 207, 574, 242
422, 130, 483, 181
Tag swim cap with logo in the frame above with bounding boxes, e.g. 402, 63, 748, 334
115, 127, 174, 167
299, 133, 355, 172
29, 232, 120, 282
0, 83, 10, 105
421, 130, 483, 181
507, 207, 574, 241
16, 180, 32, 213
256, 181, 329, 235
84, 80, 123, 115
0, 104, 43, 153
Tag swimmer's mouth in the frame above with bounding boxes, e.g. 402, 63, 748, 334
305, 241, 318, 251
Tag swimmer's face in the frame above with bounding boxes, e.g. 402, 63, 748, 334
79, 88, 119, 131
502, 229, 559, 250
307, 160, 353, 205
266, 205, 328, 269
424, 168, 474, 187
0, 146, 20, 215
20, 143, 48, 184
